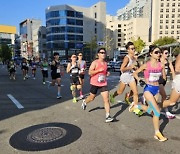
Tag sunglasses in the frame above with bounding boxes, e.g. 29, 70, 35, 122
130, 48, 135, 50
154, 50, 161, 54
99, 52, 106, 54
78, 55, 82, 56
72, 56, 77, 58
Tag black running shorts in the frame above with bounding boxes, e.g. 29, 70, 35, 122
90, 85, 108, 95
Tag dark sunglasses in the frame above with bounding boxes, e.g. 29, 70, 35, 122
130, 48, 135, 50
99, 52, 106, 54
72, 56, 77, 58
154, 50, 161, 54
78, 55, 83, 56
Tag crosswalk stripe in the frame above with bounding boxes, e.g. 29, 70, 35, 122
7, 94, 24, 109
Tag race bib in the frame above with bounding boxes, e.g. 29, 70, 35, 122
149, 72, 161, 82
72, 68, 78, 74
98, 75, 106, 83
43, 68, 48, 71
22, 63, 26, 66
57, 69, 60, 73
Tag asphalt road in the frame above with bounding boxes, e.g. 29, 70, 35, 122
0, 65, 180, 154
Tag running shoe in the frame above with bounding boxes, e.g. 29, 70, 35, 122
79, 95, 84, 99
13, 77, 16, 80
72, 97, 77, 103
154, 132, 167, 142
105, 115, 114, 123
57, 94, 62, 99
23, 77, 26, 80
43, 82, 45, 85
81, 99, 86, 110
70, 85, 73, 91
110, 93, 115, 104
133, 108, 144, 116
165, 112, 175, 119
124, 93, 131, 105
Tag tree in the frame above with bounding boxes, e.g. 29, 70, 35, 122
153, 36, 177, 46
132, 37, 146, 53
85, 36, 98, 61
0, 44, 12, 62
173, 47, 180, 57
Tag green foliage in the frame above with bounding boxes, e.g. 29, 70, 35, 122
153, 36, 177, 46
173, 47, 180, 57
132, 37, 146, 53
0, 44, 12, 61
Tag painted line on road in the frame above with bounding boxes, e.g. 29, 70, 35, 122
7, 94, 24, 109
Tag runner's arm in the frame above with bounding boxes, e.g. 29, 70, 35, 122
133, 63, 147, 81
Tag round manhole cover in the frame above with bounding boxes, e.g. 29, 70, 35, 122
27, 127, 66, 143
9, 123, 82, 151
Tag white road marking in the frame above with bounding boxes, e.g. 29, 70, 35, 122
7, 94, 24, 109
46, 81, 64, 86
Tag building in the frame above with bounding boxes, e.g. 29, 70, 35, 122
0, 25, 16, 45
19, 19, 41, 59
45, 1, 106, 59
117, 0, 151, 21
151, 0, 180, 42
38, 26, 47, 58
106, 15, 149, 50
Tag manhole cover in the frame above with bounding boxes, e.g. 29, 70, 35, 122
27, 127, 66, 143
9, 123, 82, 151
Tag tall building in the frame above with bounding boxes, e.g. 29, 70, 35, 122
45, 1, 106, 59
38, 26, 47, 58
117, 0, 151, 20
151, 0, 180, 42
0, 25, 16, 45
19, 19, 41, 59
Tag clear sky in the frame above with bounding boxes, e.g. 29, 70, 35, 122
0, 0, 129, 31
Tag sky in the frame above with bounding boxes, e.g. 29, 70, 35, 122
0, 0, 130, 32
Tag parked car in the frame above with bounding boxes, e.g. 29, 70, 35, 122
107, 61, 116, 71
60, 60, 69, 67
113, 61, 122, 72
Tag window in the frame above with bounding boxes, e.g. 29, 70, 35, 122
118, 39, 121, 42
160, 14, 163, 18
177, 36, 180, 40
166, 14, 169, 18
166, 9, 169, 13
178, 20, 180, 23
67, 11, 75, 17
172, 9, 175, 12
178, 9, 180, 12
172, 3, 175, 7
166, 25, 168, 29
124, 29, 126, 31
159, 31, 162, 34
166, 20, 169, 24
172, 14, 175, 18
118, 34, 121, 37
171, 25, 174, 29
95, 21, 97, 26
160, 9, 163, 12
172, 20, 175, 23
171, 31, 174, 34
118, 29, 121, 32
161, 3, 164, 7
177, 31, 180, 34
177, 25, 180, 28
166, 3, 169, 7
160, 25, 163, 29
95, 28, 97, 34
118, 24, 121, 28
179, 3, 180, 7
160, 20, 163, 23
165, 31, 168, 34
118, 43, 121, 46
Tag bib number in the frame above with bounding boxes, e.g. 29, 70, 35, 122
57, 69, 60, 73
72, 68, 78, 74
98, 75, 106, 83
149, 72, 161, 82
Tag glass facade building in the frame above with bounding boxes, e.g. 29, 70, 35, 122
46, 8, 84, 58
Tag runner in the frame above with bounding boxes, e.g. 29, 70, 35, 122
109, 42, 142, 115
130, 45, 167, 142
81, 48, 114, 123
159, 48, 175, 119
8, 60, 16, 80
163, 54, 180, 108
66, 54, 82, 103
41, 58, 49, 84
31, 58, 37, 79
48, 52, 64, 99
21, 58, 28, 80
78, 52, 86, 99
